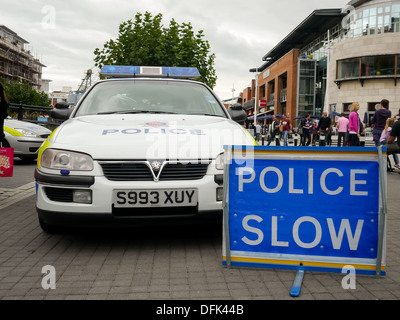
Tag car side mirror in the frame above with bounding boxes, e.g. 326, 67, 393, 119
228, 103, 247, 124
54, 101, 70, 109
51, 102, 73, 120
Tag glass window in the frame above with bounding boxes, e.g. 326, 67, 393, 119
361, 55, 395, 76
392, 17, 400, 33
75, 80, 226, 117
343, 103, 351, 112
384, 15, 391, 32
368, 102, 380, 112
397, 55, 400, 74
298, 60, 316, 115
354, 18, 363, 37
337, 58, 360, 79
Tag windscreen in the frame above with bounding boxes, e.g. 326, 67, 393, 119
74, 80, 227, 118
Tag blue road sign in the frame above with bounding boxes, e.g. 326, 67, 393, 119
223, 146, 386, 276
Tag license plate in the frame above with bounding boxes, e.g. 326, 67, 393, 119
113, 189, 198, 208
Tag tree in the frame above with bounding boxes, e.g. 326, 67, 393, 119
93, 12, 217, 88
0, 78, 50, 107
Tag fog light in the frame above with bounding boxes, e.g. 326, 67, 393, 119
214, 174, 223, 186
216, 187, 224, 201
73, 190, 92, 204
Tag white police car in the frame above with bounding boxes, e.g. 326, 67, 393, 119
35, 66, 255, 232
3, 118, 52, 161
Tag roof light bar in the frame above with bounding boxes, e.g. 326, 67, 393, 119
100, 65, 201, 79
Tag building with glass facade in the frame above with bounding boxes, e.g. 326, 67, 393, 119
244, 0, 400, 124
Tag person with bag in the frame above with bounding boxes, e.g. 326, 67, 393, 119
318, 111, 331, 146
281, 114, 292, 146
0, 83, 9, 147
380, 117, 399, 169
301, 114, 312, 146
385, 110, 400, 170
348, 102, 361, 147
267, 115, 281, 146
371, 99, 391, 146
0, 83, 13, 177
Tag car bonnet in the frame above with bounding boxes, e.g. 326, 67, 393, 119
46, 114, 255, 160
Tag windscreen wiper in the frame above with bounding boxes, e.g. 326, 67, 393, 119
97, 110, 178, 115
190, 113, 225, 118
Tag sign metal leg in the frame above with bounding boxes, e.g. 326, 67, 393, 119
290, 270, 305, 297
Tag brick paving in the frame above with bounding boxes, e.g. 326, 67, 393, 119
0, 170, 399, 301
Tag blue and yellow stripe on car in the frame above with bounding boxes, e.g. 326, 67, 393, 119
3, 126, 24, 136
37, 127, 58, 169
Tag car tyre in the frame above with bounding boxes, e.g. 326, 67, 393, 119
38, 216, 60, 234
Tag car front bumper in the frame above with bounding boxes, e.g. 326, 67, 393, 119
35, 168, 224, 227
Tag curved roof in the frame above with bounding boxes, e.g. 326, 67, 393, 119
259, 9, 344, 72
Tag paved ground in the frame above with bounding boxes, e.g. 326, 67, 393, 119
0, 165, 399, 302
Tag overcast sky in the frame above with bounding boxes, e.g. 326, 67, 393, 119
1, 0, 349, 99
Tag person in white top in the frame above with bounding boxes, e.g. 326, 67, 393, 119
255, 122, 262, 142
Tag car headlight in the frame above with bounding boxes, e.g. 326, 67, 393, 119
215, 152, 225, 170
41, 149, 93, 171
14, 128, 40, 138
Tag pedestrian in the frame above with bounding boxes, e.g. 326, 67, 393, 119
267, 115, 281, 146
348, 102, 361, 146
255, 121, 261, 142
318, 111, 331, 146
261, 123, 268, 145
310, 121, 317, 146
385, 109, 400, 163
249, 122, 255, 138
371, 99, 391, 146
336, 113, 349, 147
297, 118, 304, 146
281, 114, 292, 146
301, 114, 312, 146
379, 117, 399, 169
0, 83, 9, 146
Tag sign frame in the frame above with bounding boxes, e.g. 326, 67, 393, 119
222, 146, 387, 277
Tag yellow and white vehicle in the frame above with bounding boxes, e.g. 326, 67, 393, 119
35, 66, 254, 232
3, 118, 52, 161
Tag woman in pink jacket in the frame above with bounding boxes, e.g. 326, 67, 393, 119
348, 102, 360, 146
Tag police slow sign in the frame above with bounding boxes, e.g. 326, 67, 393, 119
222, 146, 386, 276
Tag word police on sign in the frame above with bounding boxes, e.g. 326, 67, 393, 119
223, 146, 386, 276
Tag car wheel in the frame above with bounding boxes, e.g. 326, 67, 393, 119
38, 216, 60, 234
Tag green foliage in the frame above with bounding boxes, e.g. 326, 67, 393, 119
0, 78, 51, 107
94, 12, 217, 88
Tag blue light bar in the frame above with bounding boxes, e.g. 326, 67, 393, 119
100, 65, 200, 79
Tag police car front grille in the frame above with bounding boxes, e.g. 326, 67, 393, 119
100, 161, 209, 181
101, 163, 153, 181
44, 187, 73, 202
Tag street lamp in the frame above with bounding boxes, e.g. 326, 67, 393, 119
231, 84, 235, 108
249, 68, 259, 126
322, 29, 334, 113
